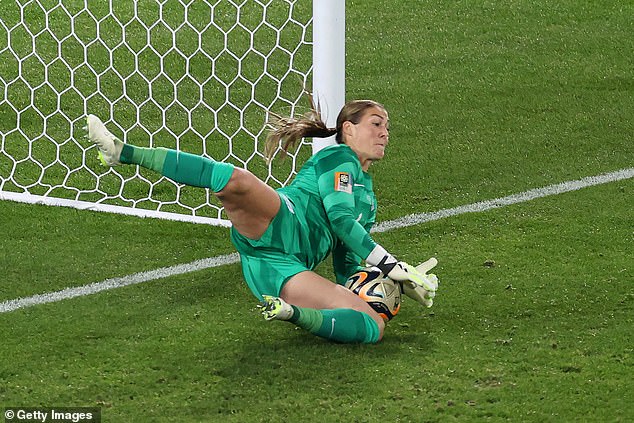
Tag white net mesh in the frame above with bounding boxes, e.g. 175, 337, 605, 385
0, 0, 314, 225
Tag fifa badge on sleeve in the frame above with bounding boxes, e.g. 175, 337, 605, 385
334, 172, 352, 194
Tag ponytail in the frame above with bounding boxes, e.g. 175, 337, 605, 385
264, 92, 336, 161
265, 94, 386, 162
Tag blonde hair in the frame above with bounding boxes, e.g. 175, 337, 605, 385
265, 93, 386, 161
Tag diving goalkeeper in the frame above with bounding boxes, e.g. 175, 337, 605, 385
85, 95, 439, 344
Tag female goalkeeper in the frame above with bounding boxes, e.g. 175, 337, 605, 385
86, 97, 438, 344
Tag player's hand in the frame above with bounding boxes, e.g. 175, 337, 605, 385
386, 261, 436, 291
415, 257, 439, 291
365, 246, 439, 307
388, 259, 439, 308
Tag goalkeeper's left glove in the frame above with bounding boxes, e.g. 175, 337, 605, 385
366, 245, 438, 307
399, 258, 439, 308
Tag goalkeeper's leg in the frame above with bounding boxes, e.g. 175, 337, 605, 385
85, 114, 279, 239
259, 271, 385, 344
86, 114, 235, 191
259, 296, 381, 344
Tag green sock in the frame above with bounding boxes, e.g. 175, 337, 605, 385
120, 144, 235, 192
120, 144, 167, 172
289, 306, 380, 344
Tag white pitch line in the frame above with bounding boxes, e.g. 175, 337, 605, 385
1, 167, 633, 314
0, 253, 239, 313
372, 167, 634, 233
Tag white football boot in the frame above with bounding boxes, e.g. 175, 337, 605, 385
85, 114, 123, 166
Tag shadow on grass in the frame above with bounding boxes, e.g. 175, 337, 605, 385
199, 317, 435, 413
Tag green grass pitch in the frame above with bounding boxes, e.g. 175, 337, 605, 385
1, 1, 633, 422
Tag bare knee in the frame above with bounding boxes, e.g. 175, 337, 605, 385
215, 167, 254, 198
214, 167, 280, 239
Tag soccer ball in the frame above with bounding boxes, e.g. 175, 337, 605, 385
345, 267, 401, 321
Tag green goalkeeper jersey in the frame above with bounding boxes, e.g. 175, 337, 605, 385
118, 139, 378, 299
277, 143, 377, 283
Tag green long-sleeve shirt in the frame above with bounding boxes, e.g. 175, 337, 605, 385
278, 143, 377, 284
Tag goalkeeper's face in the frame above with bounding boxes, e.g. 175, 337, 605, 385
344, 106, 390, 170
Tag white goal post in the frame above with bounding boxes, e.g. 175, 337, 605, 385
0, 0, 344, 226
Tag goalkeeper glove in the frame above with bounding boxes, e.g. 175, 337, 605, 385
366, 246, 439, 307
400, 258, 439, 308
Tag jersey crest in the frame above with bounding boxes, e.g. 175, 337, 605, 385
334, 172, 352, 194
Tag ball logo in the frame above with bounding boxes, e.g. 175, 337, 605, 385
348, 271, 369, 285
345, 267, 401, 321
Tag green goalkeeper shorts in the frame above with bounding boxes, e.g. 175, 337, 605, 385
230, 193, 332, 300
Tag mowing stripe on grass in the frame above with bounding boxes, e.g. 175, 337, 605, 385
1, 167, 632, 314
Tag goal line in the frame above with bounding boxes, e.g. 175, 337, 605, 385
0, 0, 344, 226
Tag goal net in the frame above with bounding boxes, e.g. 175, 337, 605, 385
0, 0, 343, 226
